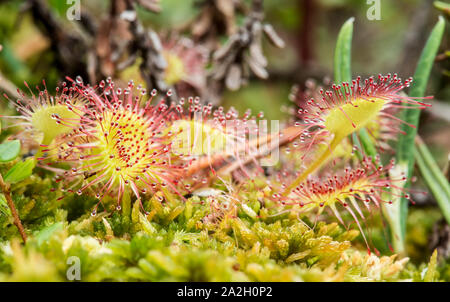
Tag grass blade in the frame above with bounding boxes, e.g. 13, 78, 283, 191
334, 17, 354, 84
334, 18, 378, 161
393, 16, 446, 252
415, 137, 450, 224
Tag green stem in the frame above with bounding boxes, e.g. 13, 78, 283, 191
282, 136, 342, 196
358, 128, 377, 163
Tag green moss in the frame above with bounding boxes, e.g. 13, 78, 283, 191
0, 171, 447, 282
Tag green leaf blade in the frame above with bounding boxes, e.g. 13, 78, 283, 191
0, 140, 21, 163
397, 16, 446, 164
4, 157, 36, 184
334, 17, 354, 84
395, 16, 446, 247
415, 140, 450, 225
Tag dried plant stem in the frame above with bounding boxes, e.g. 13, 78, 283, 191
0, 173, 27, 243
187, 125, 304, 177
0, 72, 23, 100
217, 125, 305, 176
124, 0, 173, 98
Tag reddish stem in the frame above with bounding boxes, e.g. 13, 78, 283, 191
0, 173, 27, 243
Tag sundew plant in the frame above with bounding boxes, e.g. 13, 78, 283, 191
0, 0, 449, 284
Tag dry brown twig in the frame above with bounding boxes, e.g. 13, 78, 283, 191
0, 72, 24, 100
25, 0, 166, 92
123, 0, 174, 97
207, 0, 284, 104
188, 0, 244, 48
136, 0, 161, 13
26, 0, 89, 80
187, 125, 303, 179
23, 0, 281, 106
